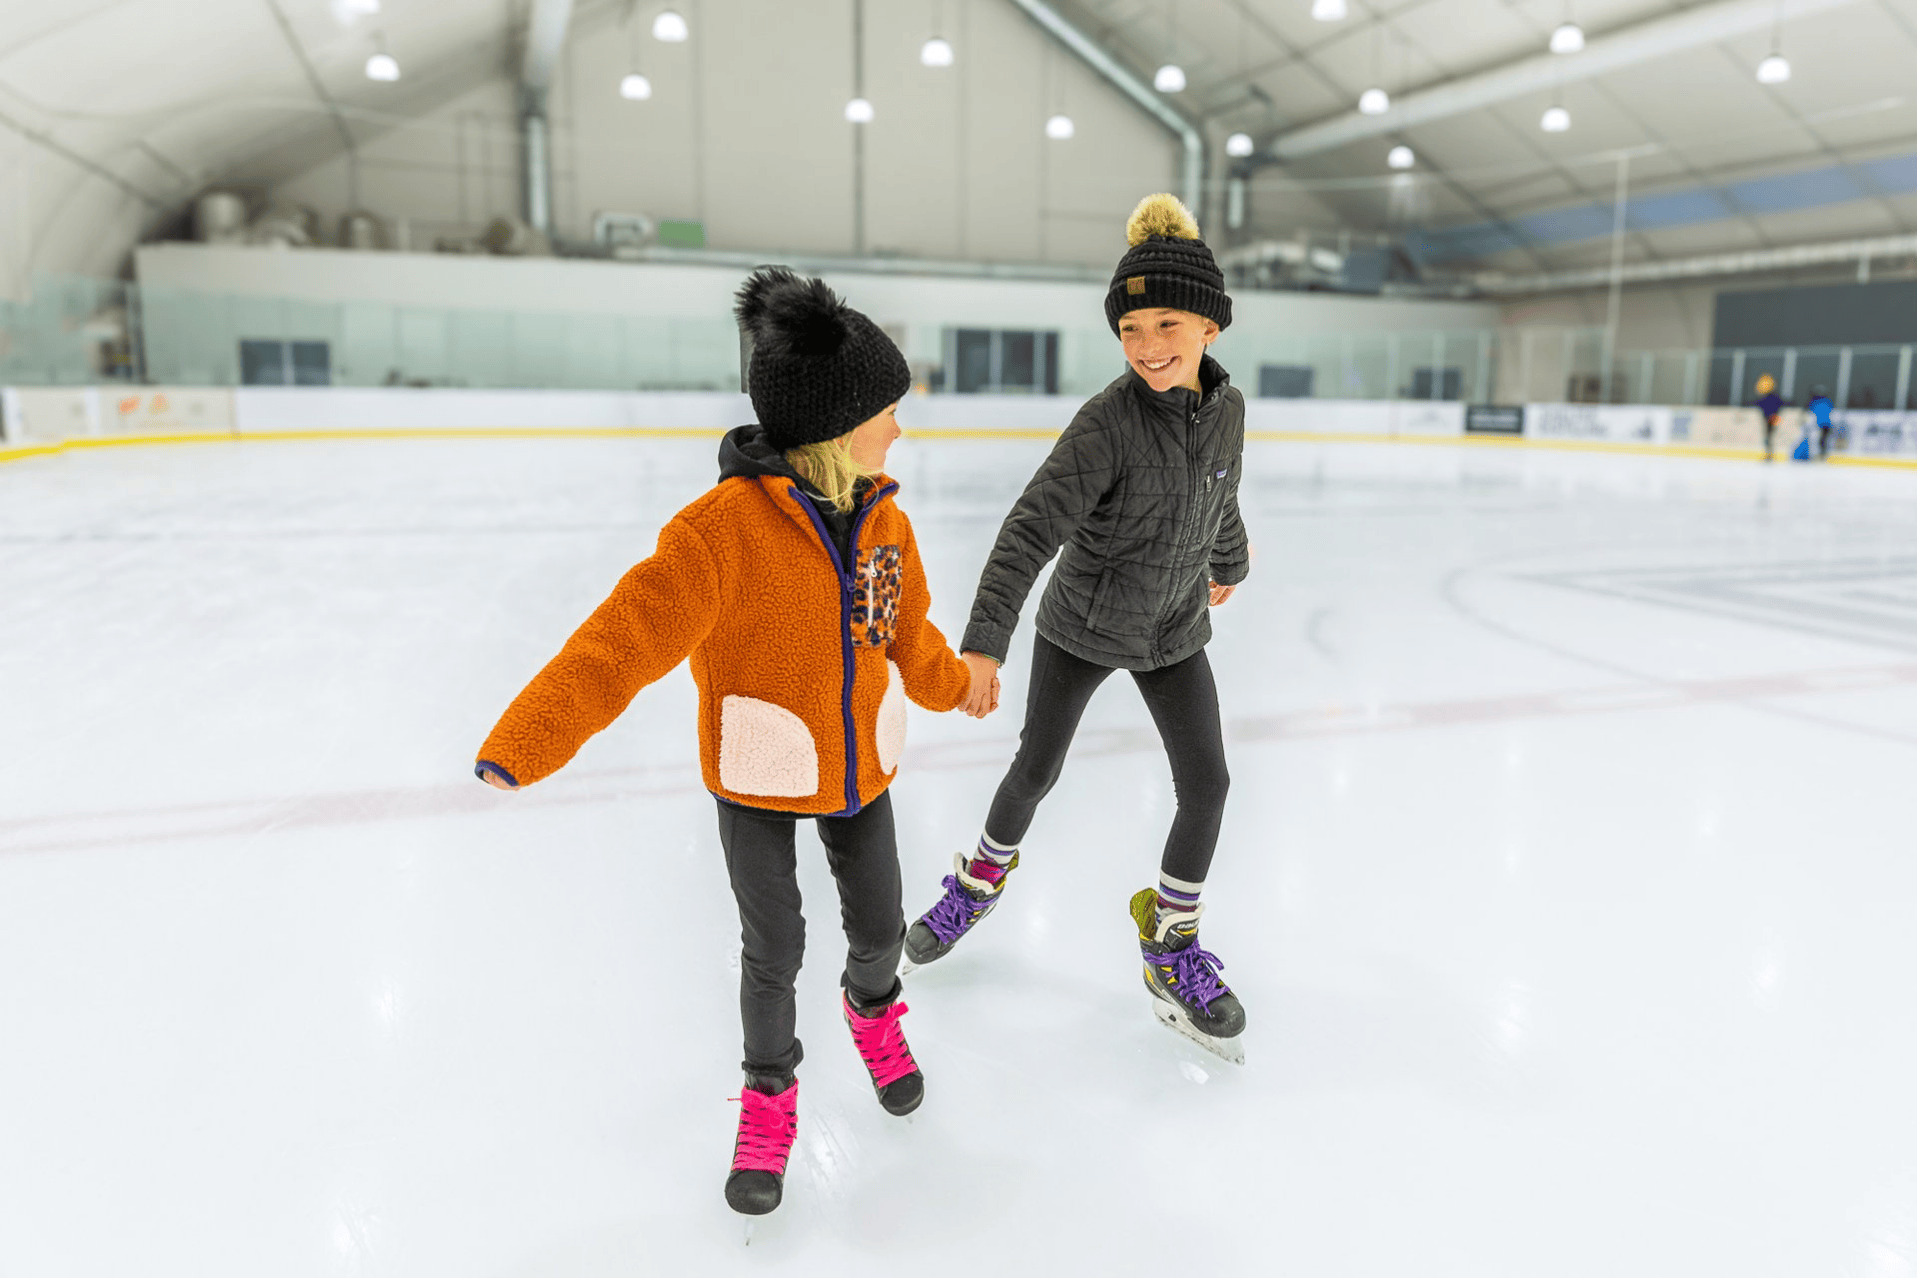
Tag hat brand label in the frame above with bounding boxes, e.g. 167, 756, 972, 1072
1127, 276, 1146, 294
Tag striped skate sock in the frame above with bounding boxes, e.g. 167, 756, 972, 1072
1154, 874, 1203, 930
968, 834, 1016, 885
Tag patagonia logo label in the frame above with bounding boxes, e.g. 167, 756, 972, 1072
1216, 469, 1228, 478
1127, 276, 1147, 295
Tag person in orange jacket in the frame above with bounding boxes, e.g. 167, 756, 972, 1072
474, 268, 999, 1217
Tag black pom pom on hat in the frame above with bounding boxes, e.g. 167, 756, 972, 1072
735, 267, 910, 451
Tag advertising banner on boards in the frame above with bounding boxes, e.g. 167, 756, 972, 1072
1670, 407, 1760, 449
1834, 411, 1917, 457
1525, 403, 1673, 445
108, 388, 235, 436
1465, 405, 1524, 434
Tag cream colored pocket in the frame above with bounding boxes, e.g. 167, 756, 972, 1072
718, 695, 820, 798
875, 660, 907, 775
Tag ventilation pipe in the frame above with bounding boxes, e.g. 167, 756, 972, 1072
520, 0, 575, 238
1257, 0, 1866, 164
1006, 0, 1208, 232
1471, 234, 1916, 294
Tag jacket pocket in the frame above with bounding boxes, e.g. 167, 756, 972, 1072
718, 695, 820, 798
851, 545, 902, 647
875, 659, 907, 774
1084, 566, 1126, 637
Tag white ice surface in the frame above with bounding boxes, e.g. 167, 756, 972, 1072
0, 431, 1912, 1277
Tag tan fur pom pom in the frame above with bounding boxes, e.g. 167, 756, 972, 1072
1125, 193, 1200, 246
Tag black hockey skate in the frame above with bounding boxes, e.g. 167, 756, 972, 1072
1129, 888, 1246, 1065
900, 848, 1017, 973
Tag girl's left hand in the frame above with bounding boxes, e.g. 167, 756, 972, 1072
1208, 581, 1236, 607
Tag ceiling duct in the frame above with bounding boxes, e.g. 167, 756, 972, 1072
519, 0, 576, 241
1470, 234, 1916, 293
1006, 0, 1207, 230
1257, 0, 1867, 164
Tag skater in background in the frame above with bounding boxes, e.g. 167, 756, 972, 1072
474, 268, 999, 1216
900, 193, 1251, 1064
1806, 383, 1835, 458
1753, 373, 1785, 461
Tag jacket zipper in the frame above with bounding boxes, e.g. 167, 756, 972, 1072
1156, 388, 1220, 662
787, 481, 898, 817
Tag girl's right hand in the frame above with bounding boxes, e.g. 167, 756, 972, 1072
961, 651, 1001, 718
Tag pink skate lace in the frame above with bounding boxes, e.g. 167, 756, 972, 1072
843, 994, 919, 1089
731, 1082, 798, 1174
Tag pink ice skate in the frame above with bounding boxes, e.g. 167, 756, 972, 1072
842, 991, 925, 1115
725, 1075, 798, 1215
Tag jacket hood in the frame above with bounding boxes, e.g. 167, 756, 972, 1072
718, 423, 806, 485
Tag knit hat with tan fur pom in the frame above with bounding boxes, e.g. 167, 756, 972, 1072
1103, 193, 1232, 336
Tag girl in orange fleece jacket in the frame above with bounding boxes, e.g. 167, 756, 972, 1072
475, 269, 996, 1217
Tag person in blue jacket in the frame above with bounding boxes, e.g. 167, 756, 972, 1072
1753, 373, 1784, 462
1806, 384, 1835, 458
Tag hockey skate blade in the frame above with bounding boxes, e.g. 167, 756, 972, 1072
1151, 999, 1246, 1066
896, 954, 920, 978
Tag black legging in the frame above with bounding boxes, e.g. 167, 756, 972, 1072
984, 634, 1229, 885
717, 792, 904, 1076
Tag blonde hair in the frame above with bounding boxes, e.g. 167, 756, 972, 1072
785, 435, 878, 515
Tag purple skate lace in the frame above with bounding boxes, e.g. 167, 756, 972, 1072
922, 874, 987, 945
1149, 943, 1229, 1013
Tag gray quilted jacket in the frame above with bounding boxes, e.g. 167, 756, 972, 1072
962, 356, 1249, 672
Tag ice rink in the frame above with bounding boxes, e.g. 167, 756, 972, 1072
1, 428, 1912, 1277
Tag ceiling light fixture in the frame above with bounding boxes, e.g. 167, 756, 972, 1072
1549, 22, 1584, 53
1387, 144, 1414, 169
921, 36, 954, 66
1154, 64, 1187, 93
1756, 53, 1791, 83
845, 97, 875, 123
1358, 87, 1389, 115
1045, 113, 1075, 139
652, 9, 689, 42
1540, 105, 1571, 132
620, 73, 652, 100
1311, 0, 1347, 19
1225, 132, 1254, 158
364, 51, 399, 81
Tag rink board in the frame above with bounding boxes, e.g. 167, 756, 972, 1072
3, 386, 1914, 463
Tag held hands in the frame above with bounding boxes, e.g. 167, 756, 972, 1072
960, 650, 1001, 719
480, 770, 517, 790
1208, 580, 1237, 607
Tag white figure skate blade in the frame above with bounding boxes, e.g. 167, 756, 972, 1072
896, 954, 921, 978
1152, 999, 1246, 1066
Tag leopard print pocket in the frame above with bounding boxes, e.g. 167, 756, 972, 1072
850, 545, 903, 647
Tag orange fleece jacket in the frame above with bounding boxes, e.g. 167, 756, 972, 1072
478, 473, 971, 814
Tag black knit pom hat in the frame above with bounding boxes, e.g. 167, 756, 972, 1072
734, 267, 911, 451
1103, 194, 1232, 336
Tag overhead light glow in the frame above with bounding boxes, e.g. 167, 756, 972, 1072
845, 97, 875, 123
1225, 132, 1254, 158
1756, 54, 1791, 83
652, 9, 689, 42
921, 36, 954, 66
1549, 22, 1585, 53
1387, 144, 1414, 169
1540, 105, 1571, 132
1311, 0, 1348, 19
364, 52, 399, 81
1045, 113, 1075, 140
619, 73, 652, 100
335, 0, 380, 16
1358, 87, 1389, 115
1154, 64, 1187, 93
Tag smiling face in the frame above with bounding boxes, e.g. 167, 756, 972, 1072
847, 400, 902, 470
1117, 308, 1220, 393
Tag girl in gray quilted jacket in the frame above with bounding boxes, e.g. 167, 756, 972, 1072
903, 194, 1251, 1063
